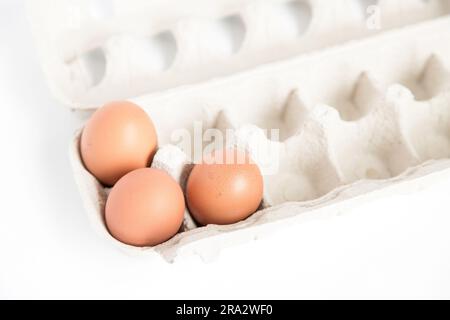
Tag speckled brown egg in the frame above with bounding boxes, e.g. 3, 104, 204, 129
80, 101, 157, 186
186, 148, 263, 226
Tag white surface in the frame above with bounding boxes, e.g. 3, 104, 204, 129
1, 0, 450, 299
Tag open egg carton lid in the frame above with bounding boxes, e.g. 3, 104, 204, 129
27, 0, 450, 109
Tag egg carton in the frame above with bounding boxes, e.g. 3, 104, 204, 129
27, 1, 450, 261
28, 0, 450, 108
67, 16, 450, 261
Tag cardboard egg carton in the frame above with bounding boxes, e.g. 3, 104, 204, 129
69, 17, 450, 261
28, 1, 450, 261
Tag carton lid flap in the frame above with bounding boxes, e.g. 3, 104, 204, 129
27, 0, 450, 109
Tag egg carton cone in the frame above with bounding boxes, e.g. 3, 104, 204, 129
28, 0, 450, 108
68, 15, 450, 261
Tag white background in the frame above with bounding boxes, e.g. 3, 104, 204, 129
1, 0, 450, 299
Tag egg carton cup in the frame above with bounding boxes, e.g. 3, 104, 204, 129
28, 0, 450, 108
69, 16, 450, 261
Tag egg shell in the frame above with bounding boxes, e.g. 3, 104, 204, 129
186, 148, 264, 226
105, 168, 185, 247
80, 101, 158, 186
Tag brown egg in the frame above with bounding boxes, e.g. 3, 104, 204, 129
81, 101, 158, 186
105, 168, 185, 247
186, 148, 263, 225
